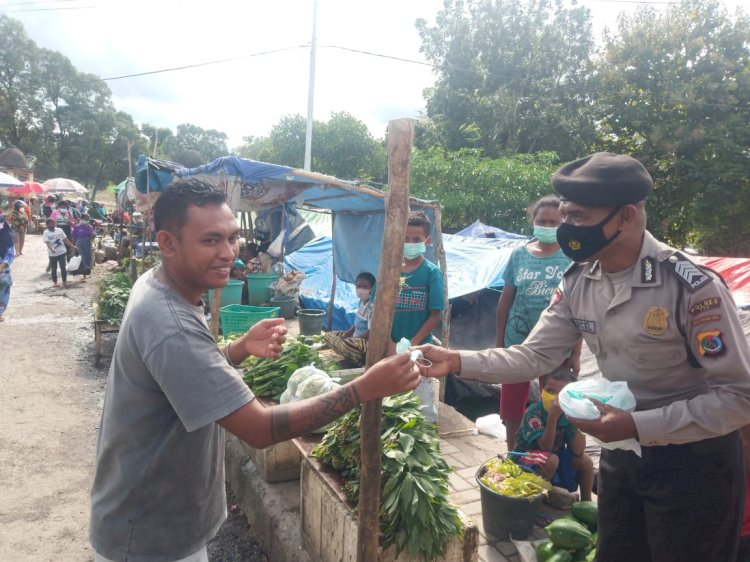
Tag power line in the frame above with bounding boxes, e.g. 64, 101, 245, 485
319, 45, 433, 68
0, 0, 82, 6
87, 45, 309, 83
1, 5, 93, 12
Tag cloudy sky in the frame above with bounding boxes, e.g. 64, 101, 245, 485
2, 0, 745, 147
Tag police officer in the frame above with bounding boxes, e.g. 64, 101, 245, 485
420, 152, 750, 562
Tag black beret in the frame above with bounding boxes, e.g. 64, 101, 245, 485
552, 152, 653, 207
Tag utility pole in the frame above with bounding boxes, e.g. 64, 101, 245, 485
304, 0, 318, 171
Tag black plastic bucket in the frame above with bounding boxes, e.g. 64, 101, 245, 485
475, 464, 543, 540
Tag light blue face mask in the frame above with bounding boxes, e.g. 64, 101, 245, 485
533, 225, 558, 244
403, 242, 426, 260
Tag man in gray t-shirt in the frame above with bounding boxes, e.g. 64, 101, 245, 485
90, 179, 420, 562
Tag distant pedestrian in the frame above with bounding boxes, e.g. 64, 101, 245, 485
10, 200, 29, 256
72, 213, 95, 281
43, 219, 75, 288
0, 211, 15, 322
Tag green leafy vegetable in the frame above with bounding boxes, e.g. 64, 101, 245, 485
313, 393, 463, 560
97, 272, 133, 325
479, 457, 551, 498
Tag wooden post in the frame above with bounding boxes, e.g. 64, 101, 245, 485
357, 118, 415, 562
210, 288, 222, 339
326, 213, 337, 331
432, 206, 450, 348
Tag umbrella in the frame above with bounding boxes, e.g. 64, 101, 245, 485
6, 181, 46, 196
0, 171, 23, 189
42, 177, 88, 194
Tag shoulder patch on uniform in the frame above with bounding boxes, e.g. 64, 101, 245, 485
641, 256, 656, 283
563, 262, 583, 278
663, 252, 712, 292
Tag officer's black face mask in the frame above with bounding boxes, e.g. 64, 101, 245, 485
556, 207, 622, 262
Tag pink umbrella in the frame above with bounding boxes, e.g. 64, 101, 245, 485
6, 181, 46, 195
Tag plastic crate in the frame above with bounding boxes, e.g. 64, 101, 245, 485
220, 304, 280, 336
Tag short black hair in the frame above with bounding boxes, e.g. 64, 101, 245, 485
540, 367, 577, 388
356, 272, 376, 287
154, 178, 227, 234
527, 195, 561, 222
407, 210, 431, 237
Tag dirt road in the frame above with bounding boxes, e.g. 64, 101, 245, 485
0, 234, 265, 562
0, 234, 106, 561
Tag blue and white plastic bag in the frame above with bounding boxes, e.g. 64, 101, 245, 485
558, 378, 642, 457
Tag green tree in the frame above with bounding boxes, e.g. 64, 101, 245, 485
314, 112, 386, 182
140, 123, 175, 159
0, 15, 43, 158
235, 113, 386, 182
416, 0, 597, 160
595, 0, 750, 255
410, 148, 560, 232
161, 123, 228, 162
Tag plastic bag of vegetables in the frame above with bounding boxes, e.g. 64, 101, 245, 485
286, 363, 328, 395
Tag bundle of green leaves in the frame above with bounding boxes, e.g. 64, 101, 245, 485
313, 393, 464, 560
97, 272, 133, 325
241, 339, 335, 401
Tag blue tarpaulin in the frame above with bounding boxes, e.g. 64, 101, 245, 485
285, 231, 527, 330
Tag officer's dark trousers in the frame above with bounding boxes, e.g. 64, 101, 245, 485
597, 431, 744, 562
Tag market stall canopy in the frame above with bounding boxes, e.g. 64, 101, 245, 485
694, 256, 750, 308
456, 220, 528, 244
42, 178, 88, 194
135, 155, 440, 285
0, 171, 23, 189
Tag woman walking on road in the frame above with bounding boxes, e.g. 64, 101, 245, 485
10, 200, 29, 256
43, 218, 75, 288
0, 211, 15, 321
72, 213, 95, 281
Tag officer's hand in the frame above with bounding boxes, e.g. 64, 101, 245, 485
413, 345, 460, 378
568, 398, 639, 442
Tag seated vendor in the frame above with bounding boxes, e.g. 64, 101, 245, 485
514, 368, 594, 501
323, 272, 375, 366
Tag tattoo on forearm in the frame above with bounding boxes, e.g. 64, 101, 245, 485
270, 384, 361, 444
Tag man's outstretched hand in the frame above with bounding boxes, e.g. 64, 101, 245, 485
354, 353, 420, 402
241, 317, 287, 359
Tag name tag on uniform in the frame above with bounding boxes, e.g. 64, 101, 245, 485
573, 318, 596, 333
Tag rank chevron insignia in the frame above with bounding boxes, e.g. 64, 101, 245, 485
666, 253, 711, 292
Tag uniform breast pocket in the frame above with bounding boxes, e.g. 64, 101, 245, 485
581, 334, 600, 356
628, 341, 687, 368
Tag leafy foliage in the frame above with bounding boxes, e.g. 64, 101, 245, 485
410, 148, 560, 233
235, 112, 387, 183
0, 15, 149, 187
313, 394, 463, 560
416, 0, 598, 160
160, 123, 229, 163
97, 272, 133, 325
594, 0, 750, 255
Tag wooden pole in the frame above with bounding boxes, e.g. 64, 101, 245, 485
432, 206, 450, 348
357, 118, 415, 562
326, 213, 337, 331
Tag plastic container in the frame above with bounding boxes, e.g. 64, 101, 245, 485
220, 304, 280, 337
246, 273, 279, 305
475, 463, 543, 540
208, 280, 245, 308
298, 309, 325, 336
270, 295, 296, 319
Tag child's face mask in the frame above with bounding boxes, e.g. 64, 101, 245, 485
356, 288, 371, 301
403, 242, 426, 260
541, 389, 558, 412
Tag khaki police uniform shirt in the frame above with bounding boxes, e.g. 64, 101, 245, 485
459, 231, 750, 446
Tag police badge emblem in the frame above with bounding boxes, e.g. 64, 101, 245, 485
643, 306, 670, 336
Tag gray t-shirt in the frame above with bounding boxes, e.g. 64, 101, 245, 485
90, 267, 254, 562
